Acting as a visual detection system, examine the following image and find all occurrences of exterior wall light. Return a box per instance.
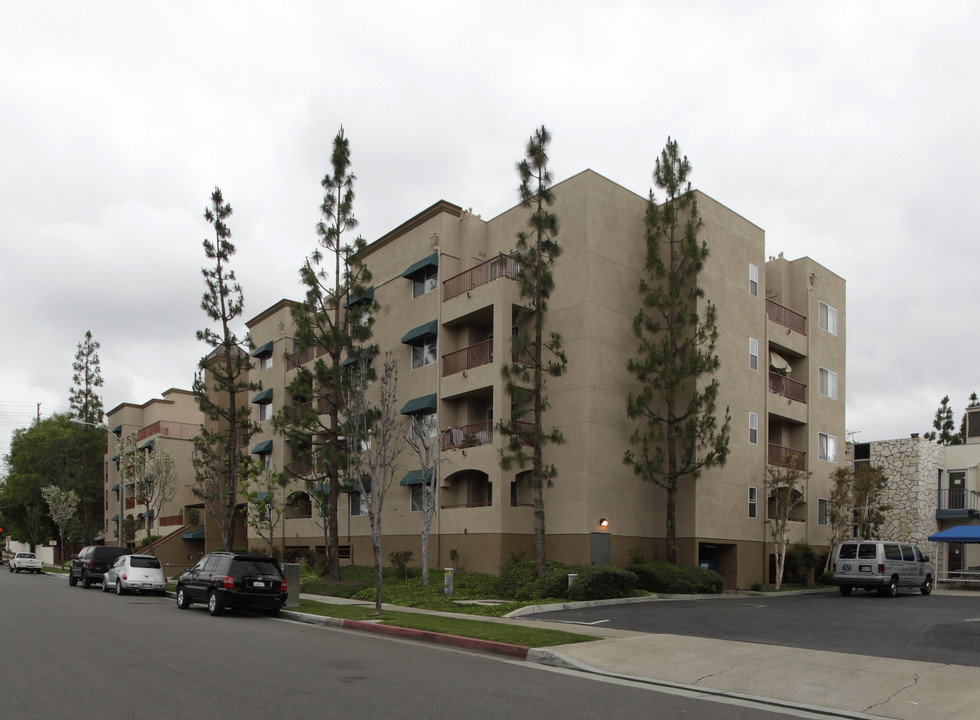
[599,518,609,528]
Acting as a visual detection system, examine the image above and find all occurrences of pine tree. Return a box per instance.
[624,137,731,565]
[498,125,567,577]
[192,187,259,551]
[69,330,104,425]
[67,329,106,542]
[273,127,375,581]
[925,395,955,445]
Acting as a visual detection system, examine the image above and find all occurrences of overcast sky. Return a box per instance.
[2,1,978,466]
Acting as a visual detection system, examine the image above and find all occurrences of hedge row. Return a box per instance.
[627,560,723,594]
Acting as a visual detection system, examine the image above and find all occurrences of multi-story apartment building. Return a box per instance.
[243,169,846,588]
[103,388,203,577]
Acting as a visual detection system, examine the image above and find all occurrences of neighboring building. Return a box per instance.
[242,169,847,588]
[103,388,203,578]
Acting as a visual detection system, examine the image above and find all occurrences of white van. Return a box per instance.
[833,541,933,597]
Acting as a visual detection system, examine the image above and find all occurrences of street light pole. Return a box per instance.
[70,417,123,547]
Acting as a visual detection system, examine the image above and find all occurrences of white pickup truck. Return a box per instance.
[9,552,43,573]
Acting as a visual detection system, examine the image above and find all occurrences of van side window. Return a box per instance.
[857,544,877,559]
[884,544,902,561]
[915,548,925,562]
[838,544,857,559]
[901,545,915,561]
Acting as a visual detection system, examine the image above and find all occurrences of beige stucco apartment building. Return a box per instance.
[240,169,846,589]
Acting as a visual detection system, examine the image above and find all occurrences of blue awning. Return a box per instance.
[137,437,155,449]
[402,252,438,279]
[401,393,437,415]
[401,320,438,345]
[251,491,270,503]
[343,286,374,308]
[181,529,205,540]
[400,469,435,486]
[251,388,273,404]
[251,439,273,454]
[251,341,274,358]
[928,525,980,543]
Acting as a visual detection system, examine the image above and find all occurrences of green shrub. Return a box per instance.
[388,550,414,580]
[499,559,538,600]
[628,560,723,594]
[627,548,648,565]
[785,543,820,586]
[567,566,637,601]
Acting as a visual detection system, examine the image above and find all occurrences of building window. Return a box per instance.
[818,301,838,336]
[259,402,272,421]
[818,498,829,526]
[818,432,837,462]
[411,484,423,512]
[411,338,437,369]
[749,412,758,445]
[349,492,369,516]
[749,338,759,371]
[749,263,759,297]
[748,486,758,518]
[413,266,438,298]
[818,367,838,399]
[260,354,273,371]
[257,452,271,470]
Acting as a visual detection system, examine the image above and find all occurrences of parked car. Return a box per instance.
[833,540,933,597]
[175,552,286,616]
[102,554,167,596]
[69,546,132,588]
[9,552,43,574]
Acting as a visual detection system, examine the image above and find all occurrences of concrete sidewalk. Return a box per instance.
[292,590,980,720]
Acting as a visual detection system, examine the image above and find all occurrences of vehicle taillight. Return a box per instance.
[832,562,836,572]
[280,579,287,592]
[87,561,94,570]
[121,573,128,580]
[221,575,235,589]
[878,564,884,573]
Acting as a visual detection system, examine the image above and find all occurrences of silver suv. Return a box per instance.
[833,540,932,597]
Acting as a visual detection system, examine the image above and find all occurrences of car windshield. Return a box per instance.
[233,559,281,577]
[131,557,161,569]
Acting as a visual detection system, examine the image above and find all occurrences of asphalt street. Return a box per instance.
[530,589,980,667]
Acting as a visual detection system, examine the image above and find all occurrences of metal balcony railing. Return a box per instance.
[937,488,980,513]
[443,255,519,301]
[768,371,807,403]
[768,443,806,468]
[441,420,493,451]
[442,338,493,376]
[766,298,807,335]
[136,420,199,442]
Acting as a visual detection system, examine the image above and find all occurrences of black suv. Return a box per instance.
[175,552,286,616]
[69,546,132,588]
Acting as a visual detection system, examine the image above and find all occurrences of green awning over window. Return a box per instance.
[400,469,435,486]
[251,388,273,404]
[110,514,119,522]
[343,286,374,308]
[111,484,120,492]
[401,319,438,345]
[342,476,371,493]
[251,439,273,454]
[313,482,330,497]
[251,341,274,358]
[401,252,438,279]
[400,393,437,415]
[110,425,122,435]
[137,437,155,450]
[342,350,373,367]
[182,529,205,540]
[251,491,270,503]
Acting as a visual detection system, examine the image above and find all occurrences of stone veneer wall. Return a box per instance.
[870,437,942,550]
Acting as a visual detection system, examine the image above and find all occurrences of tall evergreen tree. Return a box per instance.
[498,125,567,577]
[192,187,259,551]
[67,329,106,542]
[925,395,955,445]
[273,127,375,582]
[624,137,731,565]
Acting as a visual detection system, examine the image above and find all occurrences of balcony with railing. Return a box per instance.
[766,299,806,335]
[768,372,806,404]
[443,338,493,377]
[288,346,315,369]
[441,420,493,451]
[443,255,519,301]
[937,488,980,519]
[136,420,199,442]
[768,443,806,468]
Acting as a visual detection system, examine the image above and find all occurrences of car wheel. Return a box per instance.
[882,576,898,597]
[267,605,281,618]
[116,579,125,596]
[839,585,852,596]
[8,566,12,573]
[68,574,78,587]
[207,590,223,616]
[82,573,92,589]
[176,587,190,610]
[102,579,110,593]
[921,576,933,595]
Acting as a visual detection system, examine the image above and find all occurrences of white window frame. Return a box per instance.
[748,486,758,518]
[749,338,759,371]
[749,263,759,297]
[818,498,829,526]
[818,301,838,336]
[412,266,438,299]
[259,401,272,422]
[818,432,838,462]
[411,338,437,369]
[259,354,273,371]
[349,492,369,516]
[818,367,838,400]
[748,412,758,445]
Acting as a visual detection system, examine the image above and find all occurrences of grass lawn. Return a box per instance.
[295,598,596,648]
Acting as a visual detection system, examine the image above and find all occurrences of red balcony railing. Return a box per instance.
[288,346,315,369]
[768,372,807,403]
[159,514,184,527]
[442,339,493,376]
[136,420,199,442]
[441,420,493,451]
[766,299,806,335]
[443,255,519,301]
[768,443,806,468]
